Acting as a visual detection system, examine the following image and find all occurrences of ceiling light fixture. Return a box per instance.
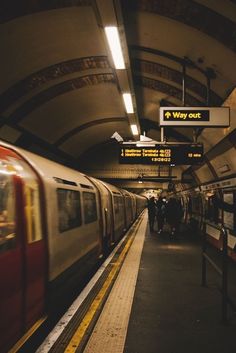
[136,143,155,147]
[123,93,134,114]
[131,124,139,135]
[104,26,125,69]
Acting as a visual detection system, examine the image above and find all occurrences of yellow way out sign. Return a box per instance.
[159,107,230,127]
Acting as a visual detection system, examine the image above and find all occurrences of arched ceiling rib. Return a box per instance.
[0,56,111,113]
[7,74,116,124]
[132,56,222,105]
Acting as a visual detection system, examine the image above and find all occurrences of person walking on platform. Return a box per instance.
[156,196,166,234]
[165,198,183,238]
[147,196,156,232]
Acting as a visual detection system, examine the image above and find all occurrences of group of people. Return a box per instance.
[147,196,183,237]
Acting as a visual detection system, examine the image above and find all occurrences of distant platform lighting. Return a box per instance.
[131,124,139,136]
[123,93,134,114]
[104,26,125,69]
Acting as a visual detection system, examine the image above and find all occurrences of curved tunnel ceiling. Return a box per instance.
[0,0,235,177]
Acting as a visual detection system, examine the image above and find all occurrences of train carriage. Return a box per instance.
[0,141,146,353]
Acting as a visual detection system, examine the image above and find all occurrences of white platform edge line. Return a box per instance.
[36,218,142,352]
[83,213,148,353]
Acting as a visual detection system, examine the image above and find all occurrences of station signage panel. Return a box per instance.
[159,107,230,127]
[119,144,203,165]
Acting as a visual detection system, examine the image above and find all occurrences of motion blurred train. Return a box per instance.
[0,141,146,352]
[174,177,236,261]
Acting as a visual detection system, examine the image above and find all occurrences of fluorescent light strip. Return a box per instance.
[123,93,134,114]
[131,124,139,136]
[136,143,155,147]
[105,26,125,69]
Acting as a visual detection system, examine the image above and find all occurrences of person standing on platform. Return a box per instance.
[165,197,183,237]
[156,196,166,234]
[147,196,156,232]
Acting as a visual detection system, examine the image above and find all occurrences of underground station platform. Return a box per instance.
[33,211,236,353]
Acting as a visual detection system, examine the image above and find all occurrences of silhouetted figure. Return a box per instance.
[156,197,166,234]
[147,197,156,232]
[165,198,183,237]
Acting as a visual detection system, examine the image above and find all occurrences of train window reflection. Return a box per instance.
[83,192,97,224]
[57,189,81,232]
[0,171,16,253]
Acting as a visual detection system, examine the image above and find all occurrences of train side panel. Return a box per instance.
[136,194,147,216]
[0,140,147,352]
[120,189,133,229]
[88,177,114,249]
[20,154,102,284]
[101,181,126,242]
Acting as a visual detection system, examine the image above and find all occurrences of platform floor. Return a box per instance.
[125,218,236,353]
[85,212,236,353]
[37,211,236,353]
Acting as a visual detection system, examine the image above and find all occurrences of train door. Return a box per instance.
[19,159,47,330]
[0,148,46,352]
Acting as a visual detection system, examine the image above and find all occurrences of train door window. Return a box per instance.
[24,179,42,243]
[126,196,132,209]
[57,189,81,232]
[5,157,43,244]
[82,192,97,224]
[0,168,16,253]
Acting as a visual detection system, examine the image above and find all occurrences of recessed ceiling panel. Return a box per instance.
[126,12,236,98]
[0,7,105,92]
[19,84,125,143]
[60,121,131,158]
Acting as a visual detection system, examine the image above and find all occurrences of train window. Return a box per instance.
[53,177,77,186]
[57,189,81,232]
[126,196,132,209]
[83,192,97,224]
[0,170,16,253]
[113,195,123,214]
[80,184,93,190]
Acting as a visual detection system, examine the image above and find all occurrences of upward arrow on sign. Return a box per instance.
[165,111,171,119]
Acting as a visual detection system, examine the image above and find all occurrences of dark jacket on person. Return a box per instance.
[165,198,183,226]
[148,197,156,216]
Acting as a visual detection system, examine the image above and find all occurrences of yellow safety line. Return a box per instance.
[65,230,137,353]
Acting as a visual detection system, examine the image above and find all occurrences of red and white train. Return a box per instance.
[0,141,146,353]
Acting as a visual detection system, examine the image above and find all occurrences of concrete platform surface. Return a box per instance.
[124,223,236,353]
